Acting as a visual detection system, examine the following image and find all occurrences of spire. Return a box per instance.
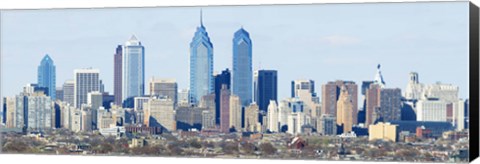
[200,9,203,27]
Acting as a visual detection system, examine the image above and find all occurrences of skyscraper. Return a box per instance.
[144,98,176,131]
[229,95,242,130]
[378,88,402,122]
[62,80,75,106]
[219,85,231,133]
[74,68,100,108]
[232,27,253,107]
[267,100,279,132]
[214,69,230,124]
[37,54,56,100]
[244,103,260,132]
[114,45,123,105]
[122,35,145,102]
[149,78,178,105]
[291,79,321,128]
[189,10,214,105]
[321,80,358,124]
[254,70,278,116]
[336,86,354,134]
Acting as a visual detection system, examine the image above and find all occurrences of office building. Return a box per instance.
[37,54,56,100]
[122,35,145,102]
[404,72,424,100]
[232,27,253,107]
[56,88,63,101]
[219,85,231,133]
[244,103,260,132]
[114,45,123,105]
[178,89,190,106]
[267,100,279,132]
[62,80,75,106]
[254,70,278,117]
[416,98,447,122]
[229,95,242,130]
[144,98,175,131]
[318,114,337,136]
[189,11,214,104]
[176,106,206,130]
[214,69,230,124]
[321,80,358,124]
[336,86,354,134]
[74,68,100,108]
[149,78,177,105]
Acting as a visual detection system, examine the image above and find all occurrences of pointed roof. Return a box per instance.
[41,54,54,64]
[129,35,138,41]
[125,35,141,46]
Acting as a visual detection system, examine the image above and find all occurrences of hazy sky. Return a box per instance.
[0,2,470,101]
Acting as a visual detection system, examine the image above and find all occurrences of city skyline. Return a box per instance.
[1,2,470,100]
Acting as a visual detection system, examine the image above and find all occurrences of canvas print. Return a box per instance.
[0,1,476,163]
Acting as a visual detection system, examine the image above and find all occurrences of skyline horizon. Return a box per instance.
[1,2,470,100]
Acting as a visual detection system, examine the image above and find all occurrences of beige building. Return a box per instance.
[336,86,354,133]
[5,97,16,128]
[148,78,177,105]
[368,122,398,142]
[267,100,279,132]
[229,95,242,130]
[244,103,261,132]
[144,98,176,131]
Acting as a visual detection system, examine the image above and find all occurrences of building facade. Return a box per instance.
[254,70,278,117]
[74,69,100,108]
[37,54,56,100]
[114,45,123,105]
[122,35,145,102]
[214,69,230,124]
[62,80,75,107]
[321,80,358,124]
[149,78,177,105]
[189,12,214,105]
[232,27,253,107]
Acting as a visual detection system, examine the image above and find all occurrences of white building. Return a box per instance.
[267,100,279,132]
[62,80,75,106]
[287,112,307,135]
[229,95,242,130]
[27,94,54,131]
[74,68,100,108]
[416,99,447,122]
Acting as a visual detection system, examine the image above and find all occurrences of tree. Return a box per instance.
[259,142,277,155]
[241,142,256,155]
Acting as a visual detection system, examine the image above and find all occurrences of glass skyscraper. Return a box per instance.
[37,54,56,100]
[254,70,278,115]
[189,11,214,105]
[122,35,145,102]
[232,27,253,107]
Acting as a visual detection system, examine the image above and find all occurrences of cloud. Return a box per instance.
[320,35,360,46]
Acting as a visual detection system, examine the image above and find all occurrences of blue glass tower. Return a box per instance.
[122,35,145,102]
[232,27,253,107]
[189,10,214,105]
[37,54,56,100]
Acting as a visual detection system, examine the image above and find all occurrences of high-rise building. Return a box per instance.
[122,35,145,102]
[378,88,402,122]
[56,88,64,102]
[291,79,321,127]
[144,98,175,131]
[202,110,215,129]
[219,85,231,133]
[114,45,123,105]
[422,82,459,103]
[244,103,260,132]
[287,112,307,135]
[189,11,214,105]
[87,91,103,110]
[365,84,381,127]
[133,97,150,111]
[229,95,242,130]
[318,114,337,136]
[81,105,93,131]
[416,98,447,122]
[366,86,402,126]
[267,100,279,132]
[149,78,177,105]
[321,80,358,124]
[74,69,100,108]
[336,86,354,134]
[62,80,75,106]
[2,97,6,124]
[37,54,56,100]
[178,89,190,106]
[232,27,253,107]
[254,70,278,116]
[5,97,16,128]
[373,64,386,88]
[176,106,206,130]
[214,69,230,124]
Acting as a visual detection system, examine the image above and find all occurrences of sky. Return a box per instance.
[0,2,470,101]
